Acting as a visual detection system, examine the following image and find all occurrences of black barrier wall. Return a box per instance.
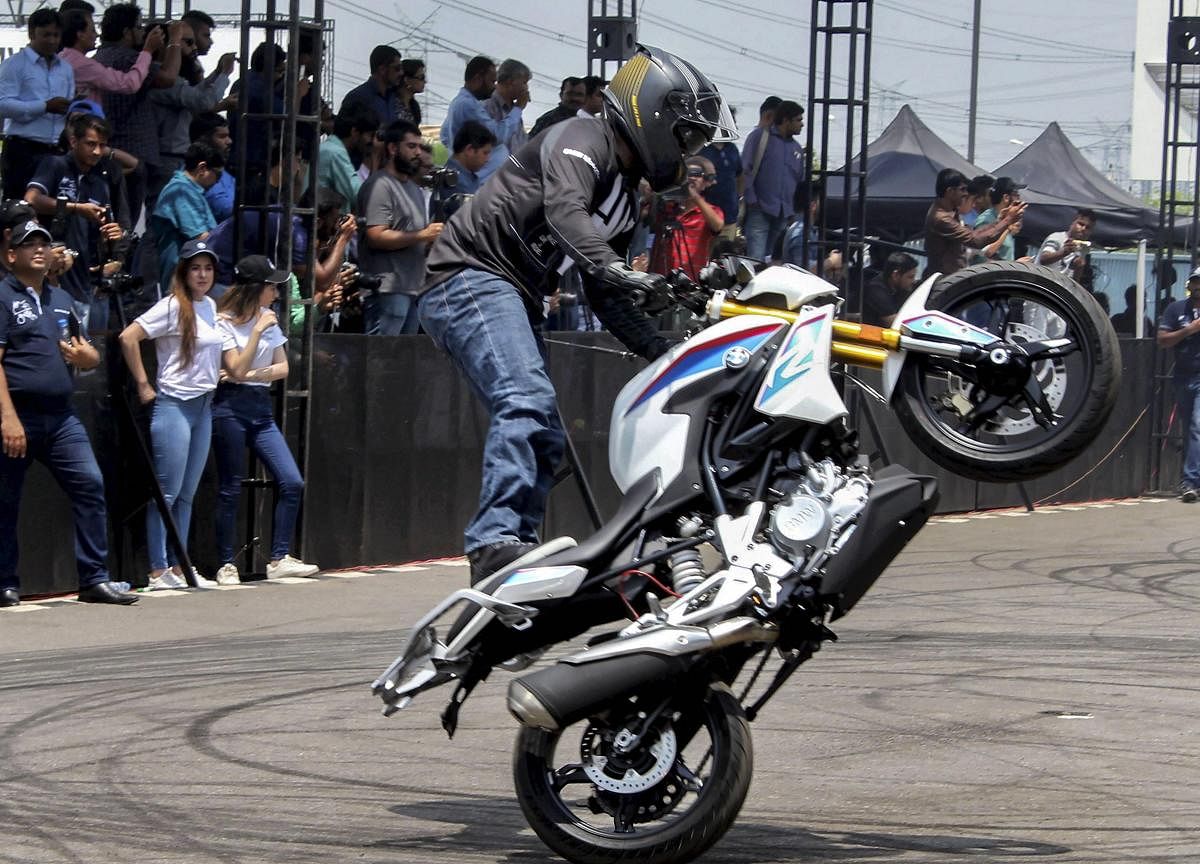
[15,335,1166,595]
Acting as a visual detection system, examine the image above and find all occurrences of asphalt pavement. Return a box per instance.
[2,497,1197,863]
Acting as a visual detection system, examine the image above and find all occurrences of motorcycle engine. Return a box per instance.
[767,459,871,566]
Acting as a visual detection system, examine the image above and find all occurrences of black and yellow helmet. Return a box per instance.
[604,44,737,192]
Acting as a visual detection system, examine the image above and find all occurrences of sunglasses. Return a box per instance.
[688,171,717,181]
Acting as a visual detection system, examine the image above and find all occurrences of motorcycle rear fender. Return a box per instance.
[819,465,939,620]
[882,274,1002,403]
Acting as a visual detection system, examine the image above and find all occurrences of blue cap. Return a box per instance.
[66,98,105,119]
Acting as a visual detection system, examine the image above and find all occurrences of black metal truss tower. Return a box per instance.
[1151,7,1200,491]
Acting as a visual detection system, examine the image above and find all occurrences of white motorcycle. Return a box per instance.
[374,258,1119,864]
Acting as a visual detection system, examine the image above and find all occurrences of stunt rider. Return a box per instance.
[418,45,737,583]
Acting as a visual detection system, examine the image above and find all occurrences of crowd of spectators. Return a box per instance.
[0,7,657,602]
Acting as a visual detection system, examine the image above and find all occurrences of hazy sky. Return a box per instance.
[208,0,1138,178]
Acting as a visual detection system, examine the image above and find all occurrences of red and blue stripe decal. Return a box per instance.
[625,322,785,415]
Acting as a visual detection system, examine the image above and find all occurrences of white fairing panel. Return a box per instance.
[731,264,839,311]
[609,316,788,492]
[754,305,847,423]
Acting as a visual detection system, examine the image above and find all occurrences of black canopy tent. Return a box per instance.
[993,122,1178,249]
[825,107,1176,250]
[824,104,989,243]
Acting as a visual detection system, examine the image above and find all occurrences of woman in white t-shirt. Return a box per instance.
[210,255,318,583]
[119,239,223,590]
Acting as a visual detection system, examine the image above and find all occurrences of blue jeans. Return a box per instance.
[743,206,790,262]
[419,269,566,553]
[1175,376,1200,488]
[146,391,213,571]
[364,292,421,335]
[211,383,304,563]
[0,408,110,591]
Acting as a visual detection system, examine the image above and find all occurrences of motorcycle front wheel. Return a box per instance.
[894,262,1121,483]
[512,684,752,864]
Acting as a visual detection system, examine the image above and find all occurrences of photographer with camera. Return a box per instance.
[24,112,127,328]
[1037,208,1096,284]
[311,189,364,331]
[651,154,724,281]
[356,119,442,335]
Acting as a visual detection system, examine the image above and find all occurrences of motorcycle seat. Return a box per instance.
[532,470,662,573]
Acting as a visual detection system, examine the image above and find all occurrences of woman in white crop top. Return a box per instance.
[209,255,318,583]
[119,239,222,590]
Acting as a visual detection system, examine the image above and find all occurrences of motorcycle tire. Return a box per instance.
[893,262,1121,483]
[512,684,752,864]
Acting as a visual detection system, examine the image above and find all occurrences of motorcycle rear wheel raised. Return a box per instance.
[512,684,752,864]
[894,262,1121,483]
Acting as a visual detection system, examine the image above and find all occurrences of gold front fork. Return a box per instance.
[709,300,900,369]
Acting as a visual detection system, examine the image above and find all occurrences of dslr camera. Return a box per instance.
[338,262,382,293]
[96,271,145,296]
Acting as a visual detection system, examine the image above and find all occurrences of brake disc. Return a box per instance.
[580,723,678,794]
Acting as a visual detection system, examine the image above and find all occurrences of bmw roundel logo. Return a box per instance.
[723,346,751,369]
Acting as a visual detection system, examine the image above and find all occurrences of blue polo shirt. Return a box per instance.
[28,153,112,304]
[0,275,75,409]
[1160,296,1200,378]
[699,142,742,227]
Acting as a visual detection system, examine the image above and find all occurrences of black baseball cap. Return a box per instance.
[179,237,218,262]
[9,218,52,246]
[0,199,36,233]
[235,254,289,284]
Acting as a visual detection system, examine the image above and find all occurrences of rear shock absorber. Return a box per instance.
[668,548,706,595]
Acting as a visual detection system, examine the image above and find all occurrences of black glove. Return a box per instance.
[600,262,670,314]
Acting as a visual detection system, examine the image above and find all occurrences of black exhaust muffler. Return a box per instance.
[507,618,776,730]
[508,651,694,731]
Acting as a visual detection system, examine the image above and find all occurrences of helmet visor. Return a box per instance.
[667,88,738,144]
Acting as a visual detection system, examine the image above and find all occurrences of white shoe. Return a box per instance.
[145,570,186,591]
[216,563,241,585]
[266,555,320,579]
[190,571,219,589]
